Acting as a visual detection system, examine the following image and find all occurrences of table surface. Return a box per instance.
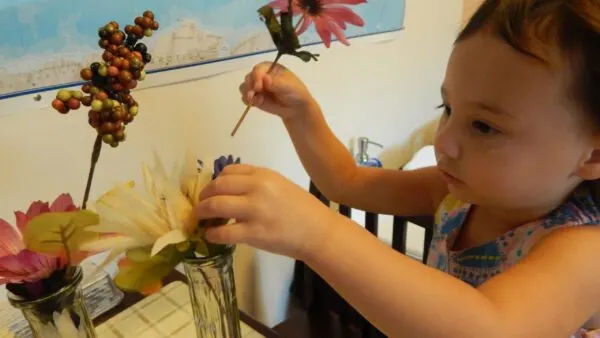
[94,270,280,338]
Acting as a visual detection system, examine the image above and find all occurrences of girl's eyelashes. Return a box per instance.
[436,103,501,135]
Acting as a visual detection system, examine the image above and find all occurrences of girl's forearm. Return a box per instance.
[303,213,503,338]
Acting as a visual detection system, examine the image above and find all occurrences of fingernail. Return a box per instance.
[247,91,255,101]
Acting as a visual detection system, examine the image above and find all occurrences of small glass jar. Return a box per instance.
[7,266,97,338]
[183,245,242,338]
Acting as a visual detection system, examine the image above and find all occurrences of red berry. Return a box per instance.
[141,17,152,29]
[107,66,119,77]
[120,59,131,70]
[66,98,81,110]
[128,80,138,89]
[81,84,91,93]
[110,32,125,45]
[125,25,134,35]
[80,68,93,81]
[81,96,93,106]
[99,39,110,49]
[152,21,159,30]
[132,25,144,37]
[134,17,143,26]
[102,51,114,62]
[108,44,119,54]
[143,10,155,20]
[52,99,65,111]
[112,83,124,91]
[94,91,108,101]
[118,70,133,84]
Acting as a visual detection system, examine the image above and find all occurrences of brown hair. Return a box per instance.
[455,0,600,127]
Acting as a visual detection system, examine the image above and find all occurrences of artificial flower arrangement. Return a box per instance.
[1,10,160,338]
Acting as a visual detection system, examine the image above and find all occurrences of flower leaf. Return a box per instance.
[22,210,99,263]
[258,4,319,63]
[114,244,187,295]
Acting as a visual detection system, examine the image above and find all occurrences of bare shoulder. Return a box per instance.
[477,227,600,336]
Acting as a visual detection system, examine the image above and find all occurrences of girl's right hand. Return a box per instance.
[239,62,317,120]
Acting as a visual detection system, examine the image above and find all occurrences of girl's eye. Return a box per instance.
[472,120,496,134]
[437,103,451,116]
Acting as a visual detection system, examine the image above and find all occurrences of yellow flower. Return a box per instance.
[81,151,212,266]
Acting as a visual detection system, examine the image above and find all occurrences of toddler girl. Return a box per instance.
[195,1,600,336]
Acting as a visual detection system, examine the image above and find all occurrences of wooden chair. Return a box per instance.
[273,181,434,338]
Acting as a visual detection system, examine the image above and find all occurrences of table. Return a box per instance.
[94,271,280,338]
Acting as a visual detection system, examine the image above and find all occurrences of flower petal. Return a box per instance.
[296,15,313,35]
[314,17,333,47]
[326,17,350,45]
[327,0,367,5]
[0,219,24,256]
[14,211,29,234]
[25,201,50,219]
[151,229,188,257]
[0,250,56,284]
[323,6,364,27]
[50,193,78,212]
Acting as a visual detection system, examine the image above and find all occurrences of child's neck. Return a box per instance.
[454,197,569,251]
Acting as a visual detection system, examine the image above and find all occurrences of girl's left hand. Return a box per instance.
[194,164,337,260]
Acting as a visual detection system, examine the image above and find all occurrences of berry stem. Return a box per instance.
[82,134,103,209]
[231,52,282,137]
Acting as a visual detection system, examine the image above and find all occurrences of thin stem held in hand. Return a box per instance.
[230,52,282,137]
[81,134,103,209]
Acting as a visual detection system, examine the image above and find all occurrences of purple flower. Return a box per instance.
[213,155,241,179]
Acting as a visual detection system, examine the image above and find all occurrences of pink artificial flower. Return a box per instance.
[0,194,79,285]
[268,0,366,48]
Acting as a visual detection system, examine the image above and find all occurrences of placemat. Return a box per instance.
[96,281,265,337]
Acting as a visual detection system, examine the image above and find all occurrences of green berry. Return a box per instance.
[56,89,72,102]
[90,86,100,95]
[98,65,108,77]
[139,70,146,81]
[143,28,153,37]
[129,105,138,116]
[102,134,114,144]
[71,90,83,100]
[110,141,119,148]
[91,100,103,112]
[103,99,114,109]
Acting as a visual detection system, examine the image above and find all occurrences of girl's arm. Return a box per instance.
[307,216,600,338]
[284,104,448,216]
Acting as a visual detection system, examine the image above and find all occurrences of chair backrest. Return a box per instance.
[289,181,434,338]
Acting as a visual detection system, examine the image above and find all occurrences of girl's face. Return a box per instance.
[435,32,598,211]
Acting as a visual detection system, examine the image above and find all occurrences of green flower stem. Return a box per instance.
[81,134,103,210]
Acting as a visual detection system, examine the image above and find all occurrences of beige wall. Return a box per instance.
[0,0,464,327]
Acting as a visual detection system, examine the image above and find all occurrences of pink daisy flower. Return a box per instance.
[268,0,366,48]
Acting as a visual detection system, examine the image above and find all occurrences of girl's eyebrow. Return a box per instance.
[441,85,512,118]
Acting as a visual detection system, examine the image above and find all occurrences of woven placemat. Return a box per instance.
[96,281,265,337]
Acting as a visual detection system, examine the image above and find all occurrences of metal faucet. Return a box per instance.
[355,137,383,165]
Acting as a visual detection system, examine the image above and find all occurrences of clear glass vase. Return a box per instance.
[7,266,97,338]
[183,245,242,338]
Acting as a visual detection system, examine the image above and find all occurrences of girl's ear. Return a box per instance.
[577,141,600,180]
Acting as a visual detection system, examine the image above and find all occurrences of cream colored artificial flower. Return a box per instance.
[81,151,212,265]
[38,309,88,338]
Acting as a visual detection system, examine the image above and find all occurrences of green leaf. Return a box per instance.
[258,5,283,49]
[257,3,319,64]
[114,244,187,295]
[23,210,100,261]
[293,50,320,62]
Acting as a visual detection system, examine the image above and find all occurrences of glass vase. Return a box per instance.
[183,245,242,338]
[7,266,97,338]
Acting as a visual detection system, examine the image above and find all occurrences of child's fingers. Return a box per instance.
[194,195,253,222]
[204,221,252,245]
